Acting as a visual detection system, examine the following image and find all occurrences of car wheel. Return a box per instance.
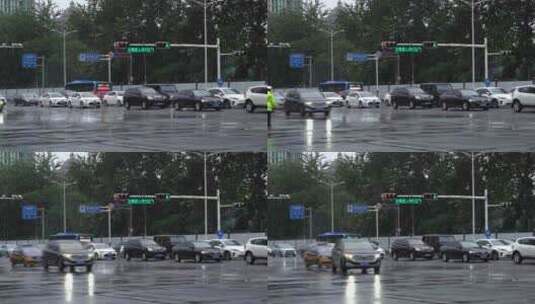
[43,260,49,271]
[245,101,255,113]
[59,260,65,272]
[300,106,306,118]
[224,251,231,261]
[70,266,75,273]
[462,253,470,263]
[442,102,448,111]
[374,267,380,275]
[514,252,523,264]
[86,265,92,273]
[492,251,499,261]
[442,253,449,263]
[410,251,416,261]
[142,252,148,261]
[324,111,330,118]
[174,253,181,263]
[246,252,255,265]
[409,100,416,109]
[340,259,348,275]
[195,102,202,112]
[224,100,231,109]
[195,253,202,263]
[513,100,522,113]
[462,101,470,111]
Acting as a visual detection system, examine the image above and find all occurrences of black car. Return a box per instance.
[123,239,167,261]
[390,238,435,261]
[13,93,39,106]
[440,241,491,263]
[42,240,94,273]
[284,89,330,118]
[422,234,457,255]
[123,87,169,110]
[154,235,187,257]
[420,83,454,107]
[146,84,181,107]
[440,89,491,111]
[171,241,222,263]
[390,87,434,109]
[174,89,223,111]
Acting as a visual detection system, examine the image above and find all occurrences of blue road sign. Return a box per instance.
[22,53,37,69]
[22,205,38,220]
[347,203,369,215]
[217,78,224,87]
[79,204,102,214]
[79,52,102,63]
[346,52,369,63]
[484,79,492,87]
[217,229,224,239]
[485,229,492,239]
[289,53,305,69]
[289,204,305,220]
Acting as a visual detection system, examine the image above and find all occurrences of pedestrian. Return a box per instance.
[267,87,277,129]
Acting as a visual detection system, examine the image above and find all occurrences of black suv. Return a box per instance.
[422,234,457,255]
[154,235,187,258]
[390,238,435,261]
[42,240,94,273]
[123,239,167,261]
[146,84,181,107]
[174,89,223,111]
[390,87,434,109]
[420,83,454,107]
[123,87,169,110]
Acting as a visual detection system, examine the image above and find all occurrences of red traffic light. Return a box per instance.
[381,41,397,49]
[114,41,129,50]
[381,193,397,201]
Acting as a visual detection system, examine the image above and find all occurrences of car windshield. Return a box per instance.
[358,92,375,97]
[193,90,211,97]
[461,241,480,249]
[48,93,63,98]
[160,85,178,93]
[322,92,338,98]
[299,91,324,99]
[491,240,511,246]
[488,88,507,94]
[23,94,35,98]
[436,84,453,93]
[439,236,456,242]
[460,90,479,97]
[80,92,96,97]
[408,88,425,94]
[344,241,374,251]
[221,88,240,94]
[93,243,109,249]
[116,91,125,96]
[408,240,425,246]
[58,242,84,251]
[193,242,212,249]
[22,247,41,256]
[278,243,293,248]
[140,239,158,246]
[140,88,158,95]
[223,240,241,246]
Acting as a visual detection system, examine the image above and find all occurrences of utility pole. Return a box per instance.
[52,29,77,87]
[204,152,208,239]
[39,207,45,241]
[319,180,345,233]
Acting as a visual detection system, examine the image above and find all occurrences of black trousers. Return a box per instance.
[267,111,272,128]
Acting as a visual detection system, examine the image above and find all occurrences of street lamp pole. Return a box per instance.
[471,0,476,88]
[320,29,343,81]
[320,180,345,233]
[204,152,208,238]
[52,29,77,87]
[52,180,76,233]
[204,0,208,88]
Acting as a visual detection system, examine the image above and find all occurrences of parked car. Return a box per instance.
[0,244,17,257]
[40,92,69,107]
[476,238,513,260]
[171,241,222,263]
[440,241,491,263]
[390,238,435,261]
[173,89,223,111]
[511,85,535,113]
[420,83,454,106]
[322,92,345,107]
[303,242,334,269]
[145,84,182,108]
[42,240,94,273]
[154,235,187,258]
[345,91,381,108]
[10,245,42,267]
[269,243,297,257]
[14,93,39,106]
[440,89,491,111]
[244,86,270,113]
[284,89,330,118]
[422,235,457,255]
[102,91,125,106]
[512,237,535,264]
[208,87,245,108]
[244,237,268,265]
[208,239,245,260]
[69,92,102,109]
[370,240,386,259]
[123,87,169,110]
[390,87,434,109]
[331,239,382,275]
[476,87,512,107]
[123,239,167,261]
[85,243,117,260]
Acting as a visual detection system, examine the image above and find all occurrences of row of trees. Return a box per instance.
[268,0,535,87]
[269,152,535,239]
[0,0,266,88]
[0,152,267,240]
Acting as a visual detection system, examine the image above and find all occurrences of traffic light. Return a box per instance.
[155,41,171,49]
[155,193,171,201]
[422,41,437,48]
[423,193,438,200]
[113,193,129,203]
[381,41,397,49]
[114,41,129,50]
[381,193,397,201]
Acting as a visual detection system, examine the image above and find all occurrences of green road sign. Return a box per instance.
[127,46,155,54]
[395,197,423,205]
[395,46,422,54]
[128,196,155,206]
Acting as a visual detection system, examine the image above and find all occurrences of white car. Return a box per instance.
[86,243,117,260]
[0,244,17,257]
[244,85,270,113]
[103,91,125,106]
[512,237,535,264]
[476,238,513,260]
[208,239,245,260]
[476,87,512,107]
[70,92,102,109]
[208,87,245,109]
[40,92,69,107]
[511,85,535,113]
[244,237,268,265]
[0,96,6,112]
[346,91,381,108]
[322,92,344,107]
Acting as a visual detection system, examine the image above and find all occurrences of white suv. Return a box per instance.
[244,86,270,113]
[244,237,268,265]
[511,85,535,113]
[512,237,535,264]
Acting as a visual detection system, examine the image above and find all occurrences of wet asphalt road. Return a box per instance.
[267,106,535,152]
[0,106,267,152]
[0,257,267,304]
[268,256,535,304]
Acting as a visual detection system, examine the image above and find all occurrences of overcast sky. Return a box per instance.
[55,0,348,9]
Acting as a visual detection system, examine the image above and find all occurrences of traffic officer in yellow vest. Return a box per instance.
[267,87,277,129]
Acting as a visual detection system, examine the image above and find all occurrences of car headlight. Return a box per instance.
[201,251,207,254]
[415,95,422,100]
[147,96,154,100]
[415,248,421,251]
[468,251,475,254]
[87,253,93,259]
[344,253,354,260]
[374,254,381,260]
[305,102,313,106]
[63,254,72,259]
[147,248,153,252]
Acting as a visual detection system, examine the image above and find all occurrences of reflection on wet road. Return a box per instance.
[0,258,267,304]
[268,107,535,152]
[269,256,535,304]
[0,107,266,152]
